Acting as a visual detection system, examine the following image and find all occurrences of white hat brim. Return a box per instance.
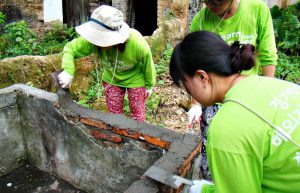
[75,21,130,47]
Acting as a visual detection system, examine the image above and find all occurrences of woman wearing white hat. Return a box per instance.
[58,5,156,122]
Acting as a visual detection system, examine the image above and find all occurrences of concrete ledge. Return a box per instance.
[0,84,202,193]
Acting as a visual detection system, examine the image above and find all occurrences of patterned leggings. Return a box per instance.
[103,82,146,122]
[199,104,220,181]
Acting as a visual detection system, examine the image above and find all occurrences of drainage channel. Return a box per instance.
[0,164,85,193]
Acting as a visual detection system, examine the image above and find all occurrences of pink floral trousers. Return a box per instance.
[103,82,146,122]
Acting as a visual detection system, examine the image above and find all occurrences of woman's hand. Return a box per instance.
[145,89,153,99]
[187,104,202,128]
[58,70,74,88]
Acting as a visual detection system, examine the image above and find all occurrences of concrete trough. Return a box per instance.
[0,84,201,193]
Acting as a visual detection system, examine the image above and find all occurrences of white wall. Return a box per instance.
[264,0,298,8]
[43,0,63,22]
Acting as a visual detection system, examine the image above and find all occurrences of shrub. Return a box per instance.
[0,20,40,59]
[40,23,77,55]
[0,20,77,59]
[271,2,300,55]
[0,11,6,25]
[271,2,300,84]
[275,52,300,83]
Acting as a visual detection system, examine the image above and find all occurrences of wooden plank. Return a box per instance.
[63,0,89,27]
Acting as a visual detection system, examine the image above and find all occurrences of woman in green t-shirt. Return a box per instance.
[170,31,300,193]
[57,5,156,122]
[188,0,278,179]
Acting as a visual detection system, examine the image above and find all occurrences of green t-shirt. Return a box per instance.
[61,29,156,89]
[202,76,300,193]
[190,0,277,75]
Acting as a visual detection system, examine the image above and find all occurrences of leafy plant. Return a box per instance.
[271,2,300,55]
[155,43,173,82]
[275,52,300,83]
[77,69,103,107]
[0,20,77,59]
[40,23,77,55]
[271,3,300,84]
[0,11,6,25]
[145,92,160,121]
[0,20,41,59]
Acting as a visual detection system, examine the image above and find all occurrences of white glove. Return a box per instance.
[189,180,213,193]
[58,70,74,88]
[145,89,153,99]
[187,104,202,128]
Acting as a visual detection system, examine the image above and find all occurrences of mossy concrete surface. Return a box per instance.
[0,55,61,90]
[0,54,97,101]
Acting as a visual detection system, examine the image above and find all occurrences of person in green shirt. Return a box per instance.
[188,0,278,179]
[58,5,156,122]
[169,31,300,193]
[190,0,277,76]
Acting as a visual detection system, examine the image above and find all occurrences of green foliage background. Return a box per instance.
[271,2,300,83]
[0,18,77,59]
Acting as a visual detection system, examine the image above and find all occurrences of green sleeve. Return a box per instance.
[201,146,262,193]
[61,36,96,76]
[256,4,278,67]
[190,11,202,32]
[142,49,156,90]
[201,184,215,193]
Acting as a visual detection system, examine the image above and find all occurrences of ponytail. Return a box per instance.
[230,41,256,73]
[169,31,257,87]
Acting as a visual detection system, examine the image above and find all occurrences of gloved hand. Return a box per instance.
[145,89,153,99]
[58,70,74,88]
[189,180,213,193]
[187,104,202,128]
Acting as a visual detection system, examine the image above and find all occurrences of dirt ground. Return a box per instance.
[151,76,200,134]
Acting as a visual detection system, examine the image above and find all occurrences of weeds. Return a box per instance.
[271,2,300,83]
[0,18,77,59]
[0,11,6,25]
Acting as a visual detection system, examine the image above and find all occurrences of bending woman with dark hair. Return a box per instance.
[188,0,277,180]
[170,31,300,193]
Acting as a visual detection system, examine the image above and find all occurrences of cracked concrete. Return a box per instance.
[0,82,201,193]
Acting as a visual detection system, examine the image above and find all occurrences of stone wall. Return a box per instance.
[0,84,201,193]
[113,0,129,21]
[0,91,25,176]
[0,55,62,90]
[0,0,42,22]
[157,0,172,25]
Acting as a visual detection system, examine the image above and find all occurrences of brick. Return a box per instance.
[142,135,170,149]
[112,127,140,139]
[80,118,108,130]
[178,143,202,173]
[112,127,171,149]
[179,161,191,177]
[91,129,122,143]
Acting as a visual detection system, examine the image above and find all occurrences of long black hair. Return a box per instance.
[169,31,256,87]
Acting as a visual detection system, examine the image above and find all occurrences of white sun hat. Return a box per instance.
[75,5,130,47]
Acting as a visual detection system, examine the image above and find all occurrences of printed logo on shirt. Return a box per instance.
[220,32,255,45]
[102,59,135,72]
[294,152,300,166]
[268,86,300,147]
